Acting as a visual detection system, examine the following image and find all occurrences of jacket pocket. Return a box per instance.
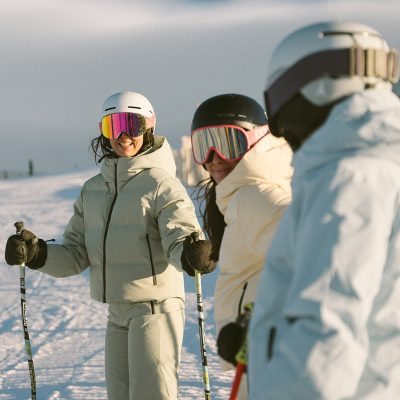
[268,326,277,360]
[145,234,157,285]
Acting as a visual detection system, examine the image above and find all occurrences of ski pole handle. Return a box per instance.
[190,231,200,242]
[15,221,26,268]
[15,221,25,234]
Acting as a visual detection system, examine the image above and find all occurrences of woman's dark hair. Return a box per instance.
[90,129,155,164]
[195,177,226,262]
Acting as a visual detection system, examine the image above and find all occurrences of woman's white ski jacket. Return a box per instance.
[214,135,292,348]
[39,136,201,303]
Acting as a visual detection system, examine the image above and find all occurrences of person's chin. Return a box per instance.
[214,171,228,184]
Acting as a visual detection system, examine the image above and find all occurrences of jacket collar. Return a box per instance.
[216,135,293,215]
[293,88,400,180]
[100,135,176,183]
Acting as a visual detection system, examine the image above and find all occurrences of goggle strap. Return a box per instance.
[245,125,270,147]
[265,47,400,117]
[145,114,156,129]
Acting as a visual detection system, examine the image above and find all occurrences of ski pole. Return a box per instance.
[195,269,212,400]
[229,303,253,400]
[15,221,37,400]
[229,338,248,400]
[230,362,246,400]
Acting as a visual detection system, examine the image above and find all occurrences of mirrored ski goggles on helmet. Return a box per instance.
[191,124,269,165]
[99,112,156,139]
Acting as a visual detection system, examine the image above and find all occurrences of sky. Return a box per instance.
[1,0,399,175]
[0,169,235,399]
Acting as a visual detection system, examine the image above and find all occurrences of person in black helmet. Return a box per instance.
[191,93,292,398]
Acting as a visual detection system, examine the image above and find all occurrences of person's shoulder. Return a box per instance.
[85,171,103,183]
[81,172,105,191]
[143,168,188,195]
[231,185,290,226]
[146,166,174,181]
[238,181,290,206]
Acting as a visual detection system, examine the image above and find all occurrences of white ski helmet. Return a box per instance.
[101,91,156,126]
[264,21,399,149]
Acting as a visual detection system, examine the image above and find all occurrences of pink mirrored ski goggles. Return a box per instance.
[99,112,156,139]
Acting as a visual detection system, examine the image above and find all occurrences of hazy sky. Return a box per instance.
[1,0,399,174]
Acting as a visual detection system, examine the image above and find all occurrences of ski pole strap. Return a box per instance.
[234,303,254,366]
[235,336,248,366]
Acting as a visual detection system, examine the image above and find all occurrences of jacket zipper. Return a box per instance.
[146,234,157,285]
[237,282,248,318]
[268,327,277,360]
[102,165,119,303]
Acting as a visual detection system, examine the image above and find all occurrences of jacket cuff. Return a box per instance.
[26,239,48,270]
[180,250,195,277]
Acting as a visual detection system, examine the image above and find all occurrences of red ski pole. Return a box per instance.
[229,303,253,400]
[229,362,246,400]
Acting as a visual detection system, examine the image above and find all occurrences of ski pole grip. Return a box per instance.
[14,221,25,234]
[190,231,200,242]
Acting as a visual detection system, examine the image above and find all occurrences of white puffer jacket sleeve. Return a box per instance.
[40,189,90,277]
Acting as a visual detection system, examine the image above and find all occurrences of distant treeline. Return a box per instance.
[1,160,34,179]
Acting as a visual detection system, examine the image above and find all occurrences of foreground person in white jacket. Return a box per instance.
[191,93,293,398]
[249,21,400,399]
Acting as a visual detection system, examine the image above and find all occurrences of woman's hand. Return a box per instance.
[5,229,47,269]
[180,232,216,276]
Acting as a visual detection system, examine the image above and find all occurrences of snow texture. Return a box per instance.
[0,169,235,399]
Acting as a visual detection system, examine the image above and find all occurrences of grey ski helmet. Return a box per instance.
[264,21,399,151]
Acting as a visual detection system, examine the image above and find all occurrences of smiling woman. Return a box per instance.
[91,92,156,163]
[3,91,217,400]
[97,93,155,158]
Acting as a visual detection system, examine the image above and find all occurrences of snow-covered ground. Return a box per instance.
[0,169,234,399]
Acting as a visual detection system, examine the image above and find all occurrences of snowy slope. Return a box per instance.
[0,169,234,399]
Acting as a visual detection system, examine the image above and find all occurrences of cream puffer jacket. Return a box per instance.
[214,135,293,343]
[39,136,201,303]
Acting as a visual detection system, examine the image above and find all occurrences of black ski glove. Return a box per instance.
[217,303,253,366]
[181,232,216,277]
[217,322,246,366]
[5,229,47,269]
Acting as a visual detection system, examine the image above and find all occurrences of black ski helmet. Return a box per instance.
[191,93,268,132]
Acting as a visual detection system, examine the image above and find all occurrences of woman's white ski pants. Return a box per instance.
[105,297,185,400]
